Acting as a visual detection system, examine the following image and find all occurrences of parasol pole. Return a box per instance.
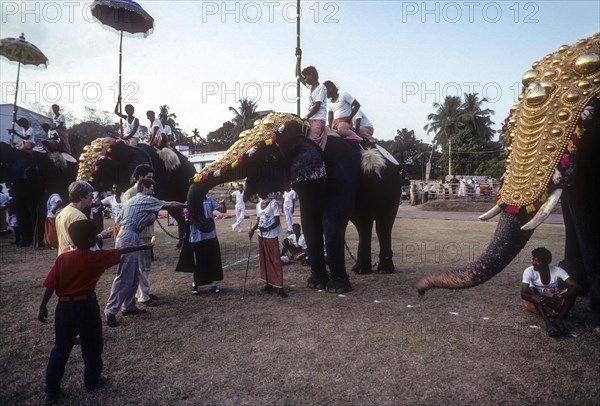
[118,30,124,138]
[295,0,301,116]
[10,61,21,147]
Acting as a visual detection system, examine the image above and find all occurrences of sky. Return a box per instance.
[1,0,599,143]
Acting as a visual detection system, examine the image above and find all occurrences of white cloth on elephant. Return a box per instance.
[327,91,355,119]
[522,265,571,294]
[307,83,327,120]
[256,199,282,239]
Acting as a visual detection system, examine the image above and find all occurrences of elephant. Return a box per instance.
[76,137,196,244]
[415,34,600,336]
[187,113,402,293]
[0,142,77,247]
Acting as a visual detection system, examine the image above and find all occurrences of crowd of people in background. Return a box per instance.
[407,176,499,205]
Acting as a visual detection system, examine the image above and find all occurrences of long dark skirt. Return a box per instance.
[192,238,223,286]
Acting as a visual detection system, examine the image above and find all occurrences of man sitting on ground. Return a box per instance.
[521,247,578,337]
[280,223,308,264]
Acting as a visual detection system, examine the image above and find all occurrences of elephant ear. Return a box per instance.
[289,140,326,186]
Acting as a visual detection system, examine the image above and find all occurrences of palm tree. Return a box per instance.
[423,95,465,149]
[424,95,465,176]
[461,93,495,143]
[228,98,258,139]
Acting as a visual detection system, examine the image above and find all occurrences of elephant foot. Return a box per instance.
[351,262,373,275]
[377,256,395,274]
[326,278,352,294]
[307,274,328,290]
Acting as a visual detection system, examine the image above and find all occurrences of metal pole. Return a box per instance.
[448,138,452,176]
[296,0,301,116]
[118,30,124,138]
[10,61,21,147]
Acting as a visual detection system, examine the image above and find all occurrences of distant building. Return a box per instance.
[186,150,226,172]
[0,104,52,145]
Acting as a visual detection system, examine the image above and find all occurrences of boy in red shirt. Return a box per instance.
[38,220,152,404]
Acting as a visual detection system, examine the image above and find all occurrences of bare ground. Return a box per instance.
[0,213,598,405]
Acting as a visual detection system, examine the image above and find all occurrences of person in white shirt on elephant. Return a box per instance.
[323,80,362,143]
[352,110,374,138]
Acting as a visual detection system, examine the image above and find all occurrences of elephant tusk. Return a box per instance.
[478,205,502,221]
[521,188,563,231]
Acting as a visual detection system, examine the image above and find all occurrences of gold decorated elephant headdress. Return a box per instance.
[192,112,304,184]
[499,33,600,214]
[76,137,124,182]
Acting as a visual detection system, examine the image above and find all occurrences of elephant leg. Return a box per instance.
[560,197,588,293]
[375,206,397,274]
[298,192,328,289]
[562,192,600,335]
[323,216,352,294]
[351,217,373,275]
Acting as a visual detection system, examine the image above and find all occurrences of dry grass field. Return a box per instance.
[1,209,598,405]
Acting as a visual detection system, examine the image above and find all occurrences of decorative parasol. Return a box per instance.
[0,33,49,146]
[90,0,154,138]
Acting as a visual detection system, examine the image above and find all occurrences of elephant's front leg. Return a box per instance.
[298,191,328,289]
[324,217,352,293]
[351,216,374,274]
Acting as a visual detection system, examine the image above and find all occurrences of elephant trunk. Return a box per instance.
[416,212,535,294]
[187,168,246,232]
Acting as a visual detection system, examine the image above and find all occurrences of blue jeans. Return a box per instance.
[44,298,103,394]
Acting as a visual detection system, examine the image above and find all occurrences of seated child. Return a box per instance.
[280,223,308,264]
[38,219,152,404]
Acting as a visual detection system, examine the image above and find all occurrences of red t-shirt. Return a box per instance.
[43,249,121,296]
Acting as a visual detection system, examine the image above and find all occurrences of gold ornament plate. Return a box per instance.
[501,33,600,207]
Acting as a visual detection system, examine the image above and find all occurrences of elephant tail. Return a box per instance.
[48,152,67,169]
[360,148,386,177]
[159,148,181,171]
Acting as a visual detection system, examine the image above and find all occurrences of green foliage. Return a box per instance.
[206,121,236,151]
[380,128,441,180]
[228,98,259,140]
[69,120,119,159]
[424,93,501,176]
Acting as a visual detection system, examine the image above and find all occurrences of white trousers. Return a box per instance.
[232,206,245,232]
